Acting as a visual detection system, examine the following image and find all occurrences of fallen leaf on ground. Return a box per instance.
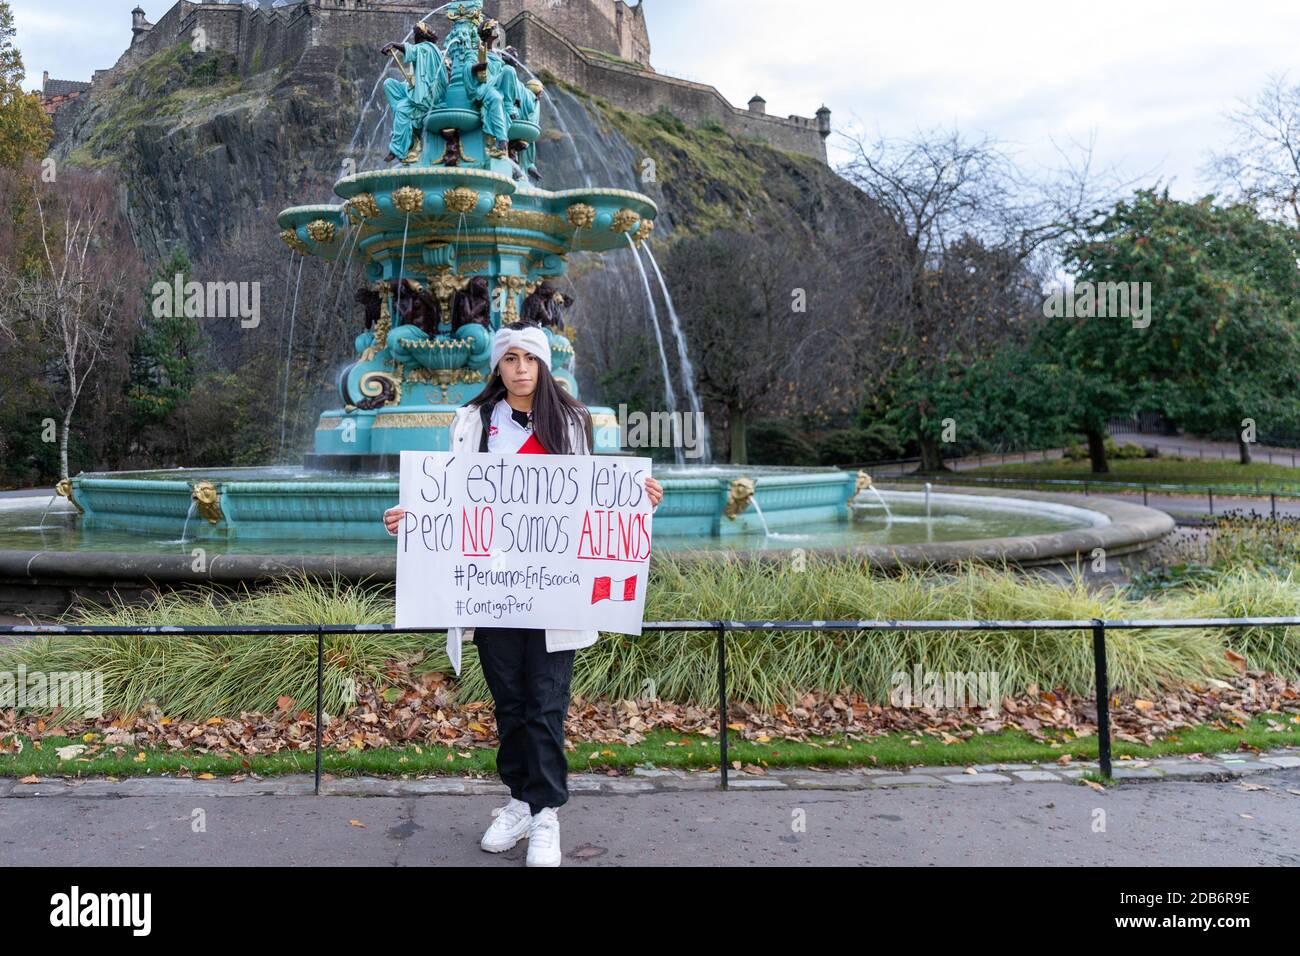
[2,663,1296,762]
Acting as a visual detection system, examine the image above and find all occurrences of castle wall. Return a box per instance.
[109,3,316,79]
[223,4,312,75]
[114,1,198,74]
[184,5,243,64]
[173,4,312,77]
[507,12,827,162]
[613,1,650,67]
[308,2,442,55]
[485,0,651,67]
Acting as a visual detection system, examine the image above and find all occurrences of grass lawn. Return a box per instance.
[4,718,1297,781]
[958,457,1300,495]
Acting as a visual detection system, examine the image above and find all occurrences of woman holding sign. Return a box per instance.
[385,322,663,866]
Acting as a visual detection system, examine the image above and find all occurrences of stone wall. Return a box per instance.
[39,91,83,115]
[485,0,651,67]
[614,0,651,67]
[506,12,828,162]
[112,0,199,75]
[308,2,440,57]
[117,2,315,78]
[41,91,89,142]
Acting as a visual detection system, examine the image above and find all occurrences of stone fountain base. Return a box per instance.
[0,488,1175,617]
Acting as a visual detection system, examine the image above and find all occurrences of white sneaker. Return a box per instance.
[526,807,562,867]
[480,798,532,853]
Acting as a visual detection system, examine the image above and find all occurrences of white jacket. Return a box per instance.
[443,402,601,675]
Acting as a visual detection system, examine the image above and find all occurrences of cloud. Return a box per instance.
[11,0,131,90]
[644,0,1300,196]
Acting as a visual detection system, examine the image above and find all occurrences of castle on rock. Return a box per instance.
[39,0,831,162]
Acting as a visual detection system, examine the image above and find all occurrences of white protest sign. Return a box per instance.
[395,450,654,633]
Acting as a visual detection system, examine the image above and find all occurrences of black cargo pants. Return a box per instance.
[473,626,577,815]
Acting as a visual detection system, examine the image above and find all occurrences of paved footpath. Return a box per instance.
[1065,489,1300,522]
[2,750,1298,866]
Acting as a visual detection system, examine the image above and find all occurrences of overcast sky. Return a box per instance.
[13,0,1300,196]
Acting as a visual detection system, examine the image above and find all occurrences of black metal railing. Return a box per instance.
[845,443,1300,479]
[3,616,1299,792]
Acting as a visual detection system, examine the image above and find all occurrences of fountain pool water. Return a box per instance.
[9,465,1132,559]
[0,492,1091,556]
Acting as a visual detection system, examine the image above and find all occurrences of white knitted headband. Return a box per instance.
[490,325,552,375]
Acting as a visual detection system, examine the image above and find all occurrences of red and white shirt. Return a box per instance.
[487,399,549,455]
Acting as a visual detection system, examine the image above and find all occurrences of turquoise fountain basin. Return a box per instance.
[2,467,1116,557]
[2,475,1175,617]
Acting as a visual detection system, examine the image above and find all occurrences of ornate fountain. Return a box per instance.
[0,0,1174,615]
[44,0,872,549]
[277,0,656,467]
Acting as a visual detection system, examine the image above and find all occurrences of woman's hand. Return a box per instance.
[383,506,406,536]
[643,476,663,511]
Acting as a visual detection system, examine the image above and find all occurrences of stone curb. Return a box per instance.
[2,748,1297,798]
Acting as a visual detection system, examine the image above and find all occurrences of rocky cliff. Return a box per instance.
[54,40,369,261]
[52,38,873,263]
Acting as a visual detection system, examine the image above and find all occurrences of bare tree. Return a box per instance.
[567,252,655,408]
[836,126,1123,469]
[1,170,143,480]
[1208,73,1300,228]
[663,227,845,464]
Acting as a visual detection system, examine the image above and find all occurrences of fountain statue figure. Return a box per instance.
[273,0,660,470]
[380,20,447,163]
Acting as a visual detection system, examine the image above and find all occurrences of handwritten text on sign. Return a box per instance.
[395,451,654,634]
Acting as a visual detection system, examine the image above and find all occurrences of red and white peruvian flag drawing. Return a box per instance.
[591,574,638,604]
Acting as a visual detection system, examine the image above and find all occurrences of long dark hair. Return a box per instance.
[466,322,594,455]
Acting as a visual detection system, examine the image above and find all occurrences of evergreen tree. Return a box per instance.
[127,246,203,422]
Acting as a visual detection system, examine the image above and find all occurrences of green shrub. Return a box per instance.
[816,423,903,466]
[747,419,819,466]
[0,572,429,720]
[1205,514,1300,573]
[648,107,688,136]
[1183,569,1300,677]
[1064,439,1151,461]
[8,558,1287,716]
